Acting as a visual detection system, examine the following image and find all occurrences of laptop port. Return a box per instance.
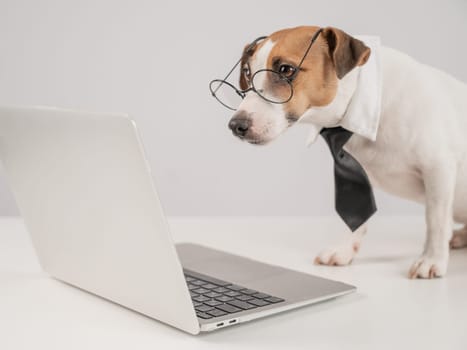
[216,322,224,327]
[229,319,237,324]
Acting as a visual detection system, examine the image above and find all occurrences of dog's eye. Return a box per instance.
[278,64,296,78]
[242,66,251,78]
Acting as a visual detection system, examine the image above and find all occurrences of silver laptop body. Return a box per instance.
[0,105,355,334]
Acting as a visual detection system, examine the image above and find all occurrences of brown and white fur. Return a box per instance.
[227,26,467,279]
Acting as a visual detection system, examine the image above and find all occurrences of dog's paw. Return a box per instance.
[450,228,467,249]
[314,242,360,266]
[408,254,448,279]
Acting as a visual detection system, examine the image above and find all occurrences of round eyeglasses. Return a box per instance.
[209,69,294,111]
[209,28,323,111]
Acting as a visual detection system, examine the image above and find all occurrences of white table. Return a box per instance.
[1,216,466,350]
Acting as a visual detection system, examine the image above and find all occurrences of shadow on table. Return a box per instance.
[355,254,412,264]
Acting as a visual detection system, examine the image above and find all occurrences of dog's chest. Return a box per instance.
[344,136,425,203]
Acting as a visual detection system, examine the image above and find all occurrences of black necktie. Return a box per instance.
[320,127,377,232]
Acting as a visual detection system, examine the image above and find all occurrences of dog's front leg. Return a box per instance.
[314,223,367,266]
[409,164,456,279]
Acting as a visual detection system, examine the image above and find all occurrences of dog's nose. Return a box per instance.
[228,117,251,137]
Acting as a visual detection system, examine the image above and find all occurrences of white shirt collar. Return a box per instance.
[300,35,382,146]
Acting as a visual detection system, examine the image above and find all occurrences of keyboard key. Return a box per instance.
[252,292,271,299]
[227,299,257,310]
[215,295,233,302]
[185,276,195,282]
[188,284,199,290]
[225,291,241,297]
[190,292,199,298]
[193,301,203,307]
[265,297,284,303]
[196,311,213,319]
[196,304,214,312]
[205,299,222,307]
[184,269,231,287]
[216,304,241,314]
[192,288,209,294]
[193,295,210,302]
[227,284,245,291]
[191,280,207,286]
[248,298,270,307]
[236,294,253,301]
[207,309,227,317]
[213,287,230,293]
[241,289,258,295]
[204,291,222,298]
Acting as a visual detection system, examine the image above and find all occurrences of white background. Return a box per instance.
[0,0,466,217]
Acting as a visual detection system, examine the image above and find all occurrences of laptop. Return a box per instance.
[0,105,355,334]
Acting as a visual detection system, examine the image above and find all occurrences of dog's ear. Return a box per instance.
[322,27,371,79]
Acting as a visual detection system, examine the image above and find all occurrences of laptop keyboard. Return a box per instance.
[183,269,285,320]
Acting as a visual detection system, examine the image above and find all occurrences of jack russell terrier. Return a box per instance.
[210,26,467,279]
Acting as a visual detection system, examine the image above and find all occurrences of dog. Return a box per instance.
[226,26,467,279]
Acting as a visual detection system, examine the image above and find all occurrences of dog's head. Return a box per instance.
[228,26,371,145]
